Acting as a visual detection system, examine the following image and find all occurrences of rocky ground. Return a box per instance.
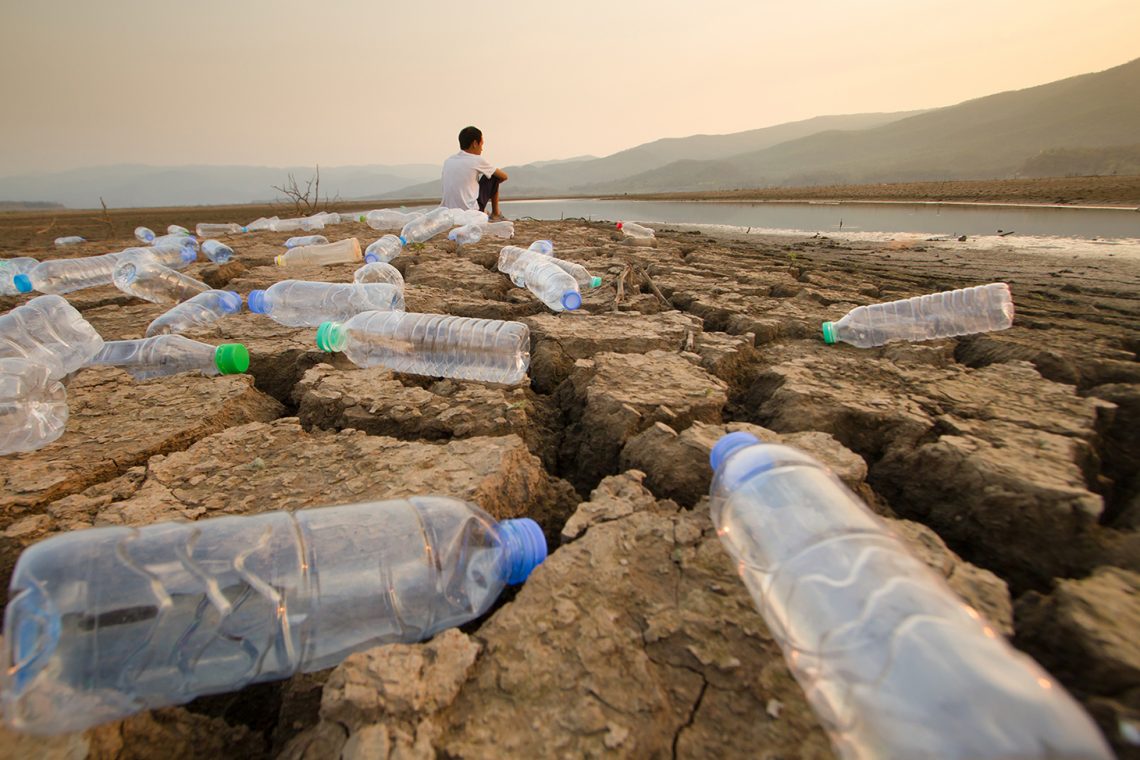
[1,216,1139,759]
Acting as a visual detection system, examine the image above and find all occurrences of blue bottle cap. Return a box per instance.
[561,291,582,311]
[13,274,32,293]
[364,253,379,263]
[248,289,267,313]
[498,518,547,585]
[709,432,761,472]
[397,236,407,246]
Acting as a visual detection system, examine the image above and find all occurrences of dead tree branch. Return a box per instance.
[272,165,334,216]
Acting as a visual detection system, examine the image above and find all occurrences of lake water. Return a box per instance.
[494,198,1140,258]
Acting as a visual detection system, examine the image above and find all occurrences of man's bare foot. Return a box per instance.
[488,213,507,222]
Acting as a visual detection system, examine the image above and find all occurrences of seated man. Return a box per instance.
[441,126,509,220]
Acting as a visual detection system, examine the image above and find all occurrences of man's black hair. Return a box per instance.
[459,126,482,150]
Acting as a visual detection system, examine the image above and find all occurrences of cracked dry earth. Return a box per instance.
[1,215,1139,759]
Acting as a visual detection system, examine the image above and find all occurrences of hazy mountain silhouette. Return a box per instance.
[0,164,439,210]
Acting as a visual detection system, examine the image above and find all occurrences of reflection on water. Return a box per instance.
[498,198,1140,254]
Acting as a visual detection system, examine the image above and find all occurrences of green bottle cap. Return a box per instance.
[316,322,347,352]
[821,321,838,345]
[214,343,250,374]
[589,276,603,288]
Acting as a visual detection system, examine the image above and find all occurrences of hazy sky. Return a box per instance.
[1,0,1137,175]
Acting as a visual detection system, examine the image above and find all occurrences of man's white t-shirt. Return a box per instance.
[440,150,497,210]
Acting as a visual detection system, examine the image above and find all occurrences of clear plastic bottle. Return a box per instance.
[195,223,245,237]
[0,295,104,379]
[152,234,199,253]
[0,358,69,456]
[123,245,197,270]
[167,225,192,236]
[340,211,367,224]
[353,262,405,290]
[317,311,530,384]
[112,255,211,306]
[249,280,404,327]
[364,235,404,264]
[145,290,243,337]
[447,208,489,227]
[87,335,249,380]
[520,258,582,312]
[400,207,453,244]
[822,283,1014,348]
[0,495,545,735]
[708,432,1114,760]
[133,227,156,244]
[448,220,515,246]
[53,236,85,247]
[270,218,306,233]
[275,238,361,267]
[615,221,655,239]
[245,216,277,232]
[498,246,601,290]
[365,209,419,230]
[528,239,554,255]
[284,235,329,249]
[0,258,40,296]
[201,240,234,264]
[14,253,121,295]
[299,216,326,232]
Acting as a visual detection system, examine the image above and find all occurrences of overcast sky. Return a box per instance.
[1,0,1137,175]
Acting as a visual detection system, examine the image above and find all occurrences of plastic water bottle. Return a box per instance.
[707,432,1114,760]
[284,235,329,249]
[112,254,211,306]
[246,216,276,232]
[498,246,601,290]
[364,209,418,230]
[364,235,404,264]
[145,290,243,337]
[400,207,453,244]
[53,236,85,247]
[528,239,554,255]
[270,218,305,233]
[0,358,69,455]
[152,233,198,253]
[317,312,530,384]
[301,213,328,231]
[616,221,655,239]
[0,495,545,735]
[353,262,404,290]
[123,245,197,270]
[447,208,488,227]
[0,258,39,295]
[275,238,362,267]
[448,220,515,246]
[133,227,156,244]
[167,225,191,236]
[201,240,234,264]
[87,335,249,380]
[822,282,1014,348]
[0,295,104,380]
[520,258,582,312]
[195,223,245,237]
[249,280,404,327]
[14,254,121,295]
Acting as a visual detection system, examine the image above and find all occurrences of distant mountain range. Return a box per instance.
[2,57,1138,208]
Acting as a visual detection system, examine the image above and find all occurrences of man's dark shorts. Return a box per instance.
[477,174,501,212]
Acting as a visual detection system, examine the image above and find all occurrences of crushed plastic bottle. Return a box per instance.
[195,223,245,237]
[365,209,421,231]
[0,295,104,379]
[708,433,1114,760]
[284,235,329,249]
[0,258,39,296]
[0,495,545,735]
[400,207,453,244]
[145,290,243,337]
[448,220,515,246]
[353,262,405,290]
[317,311,530,384]
[87,335,248,380]
[364,235,404,264]
[275,238,361,267]
[0,358,69,455]
[53,236,85,247]
[497,246,601,290]
[245,216,277,232]
[112,253,211,305]
[615,221,655,240]
[249,280,404,327]
[201,240,234,264]
[447,208,489,227]
[822,282,1015,348]
[519,257,581,312]
[14,254,122,295]
[133,227,156,244]
[167,225,192,236]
